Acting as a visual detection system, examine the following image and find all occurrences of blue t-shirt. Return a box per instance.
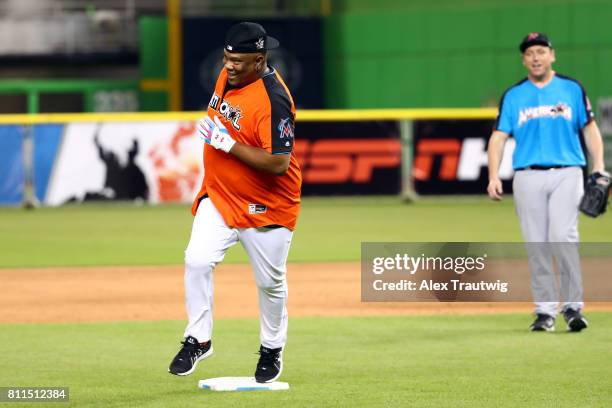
[495,74,593,170]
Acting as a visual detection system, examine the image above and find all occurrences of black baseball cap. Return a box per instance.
[224,22,280,53]
[519,32,552,53]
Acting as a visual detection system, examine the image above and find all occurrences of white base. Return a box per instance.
[198,377,289,392]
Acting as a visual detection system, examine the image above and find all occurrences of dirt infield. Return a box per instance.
[1,262,610,324]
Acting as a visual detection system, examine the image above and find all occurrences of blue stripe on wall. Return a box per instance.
[33,124,64,201]
[0,125,23,205]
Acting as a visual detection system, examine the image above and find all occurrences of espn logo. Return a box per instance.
[295,139,401,183]
[413,137,515,181]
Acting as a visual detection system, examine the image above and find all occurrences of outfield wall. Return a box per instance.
[325,0,612,111]
[0,108,524,206]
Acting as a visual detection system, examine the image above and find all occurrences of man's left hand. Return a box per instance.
[579,171,611,217]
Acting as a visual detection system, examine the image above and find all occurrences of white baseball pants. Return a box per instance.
[183,198,292,349]
[513,166,584,317]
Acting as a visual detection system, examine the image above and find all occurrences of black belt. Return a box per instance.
[515,165,572,171]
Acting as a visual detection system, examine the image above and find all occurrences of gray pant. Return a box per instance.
[513,167,584,317]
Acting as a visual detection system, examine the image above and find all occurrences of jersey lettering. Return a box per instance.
[209,93,220,110]
[518,102,572,127]
[218,100,242,130]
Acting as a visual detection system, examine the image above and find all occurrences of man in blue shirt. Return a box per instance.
[487,33,607,332]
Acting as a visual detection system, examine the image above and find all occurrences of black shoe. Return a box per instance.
[530,314,555,332]
[563,309,588,332]
[254,345,283,383]
[168,336,213,376]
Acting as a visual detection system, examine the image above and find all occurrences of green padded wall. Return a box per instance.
[139,16,169,111]
[324,0,612,111]
[139,16,168,79]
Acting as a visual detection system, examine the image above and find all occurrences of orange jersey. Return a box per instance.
[191,67,302,230]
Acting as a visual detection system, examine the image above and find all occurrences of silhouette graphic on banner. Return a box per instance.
[65,132,149,203]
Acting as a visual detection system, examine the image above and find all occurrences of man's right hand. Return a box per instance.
[487,178,503,201]
[486,131,509,202]
[197,116,215,144]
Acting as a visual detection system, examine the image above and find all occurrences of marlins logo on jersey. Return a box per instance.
[278,117,294,147]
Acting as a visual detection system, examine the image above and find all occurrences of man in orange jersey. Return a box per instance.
[168,22,301,383]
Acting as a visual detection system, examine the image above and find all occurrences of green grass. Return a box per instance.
[2,197,611,406]
[1,196,611,268]
[1,314,611,407]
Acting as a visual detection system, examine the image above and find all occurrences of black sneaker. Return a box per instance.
[254,345,283,383]
[168,336,213,376]
[563,309,588,332]
[530,314,555,332]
